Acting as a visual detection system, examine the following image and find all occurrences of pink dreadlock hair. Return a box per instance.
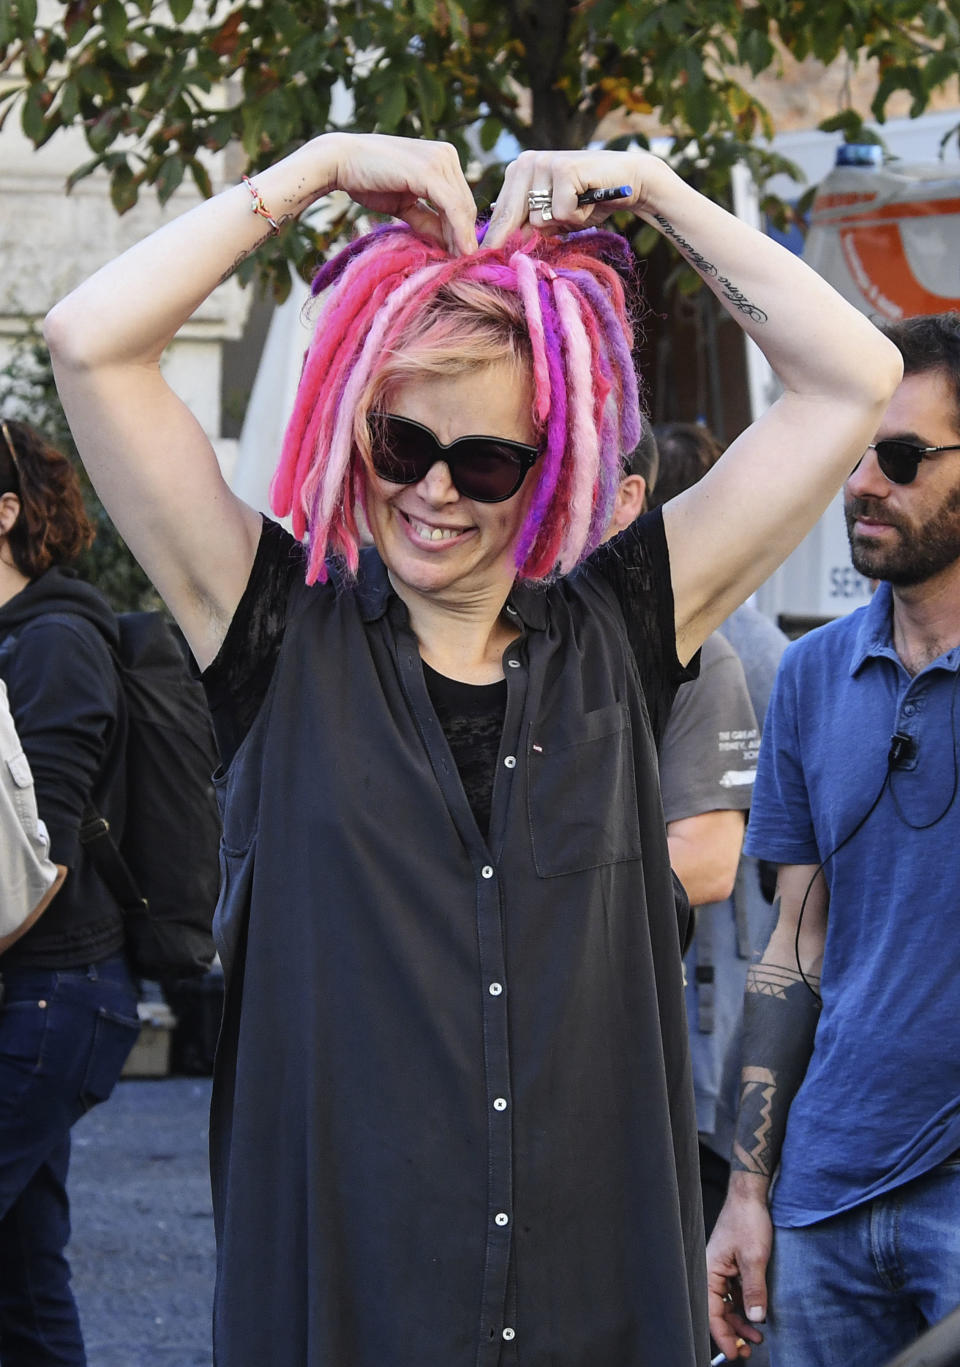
[271,223,644,585]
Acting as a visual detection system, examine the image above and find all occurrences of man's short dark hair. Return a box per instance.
[622,425,659,492]
[880,312,960,429]
[648,422,724,507]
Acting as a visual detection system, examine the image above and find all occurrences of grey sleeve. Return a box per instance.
[659,632,758,824]
[0,681,57,939]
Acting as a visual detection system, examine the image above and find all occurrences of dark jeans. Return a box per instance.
[0,955,139,1366]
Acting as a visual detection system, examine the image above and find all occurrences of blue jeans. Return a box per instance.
[767,1159,960,1367]
[0,956,140,1367]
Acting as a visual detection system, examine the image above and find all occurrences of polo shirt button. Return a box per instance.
[507,659,521,669]
[493,1097,508,1111]
[502,1327,516,1341]
[495,1212,510,1226]
[504,755,516,768]
[489,982,503,996]
[481,865,494,879]
[506,604,518,616]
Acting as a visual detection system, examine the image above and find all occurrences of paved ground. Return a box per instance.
[68,1076,216,1367]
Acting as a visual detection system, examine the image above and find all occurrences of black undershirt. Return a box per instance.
[421,661,506,840]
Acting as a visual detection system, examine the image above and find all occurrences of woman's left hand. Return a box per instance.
[484,149,653,248]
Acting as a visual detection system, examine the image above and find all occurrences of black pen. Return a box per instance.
[577,185,633,206]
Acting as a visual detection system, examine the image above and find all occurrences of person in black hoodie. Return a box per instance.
[0,418,140,1367]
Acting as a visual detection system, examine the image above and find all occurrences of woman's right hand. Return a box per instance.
[322,132,478,256]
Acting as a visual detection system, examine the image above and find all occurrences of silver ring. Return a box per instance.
[527,190,553,212]
[722,1292,735,1306]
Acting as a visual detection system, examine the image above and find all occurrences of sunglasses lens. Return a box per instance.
[371,419,429,485]
[875,441,921,485]
[453,443,528,501]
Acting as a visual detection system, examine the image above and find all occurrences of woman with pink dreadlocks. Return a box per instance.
[45,135,900,1366]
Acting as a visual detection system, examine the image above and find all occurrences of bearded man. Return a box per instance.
[707,312,960,1367]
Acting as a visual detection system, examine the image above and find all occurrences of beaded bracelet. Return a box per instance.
[242,175,280,235]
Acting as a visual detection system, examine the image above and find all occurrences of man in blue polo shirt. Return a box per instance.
[707,312,960,1367]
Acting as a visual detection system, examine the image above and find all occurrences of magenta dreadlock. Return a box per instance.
[270,223,644,585]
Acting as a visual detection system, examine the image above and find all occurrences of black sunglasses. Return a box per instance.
[369,413,540,503]
[864,440,960,485]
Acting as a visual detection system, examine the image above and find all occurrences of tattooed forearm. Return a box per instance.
[651,214,768,324]
[215,222,289,287]
[652,213,717,277]
[731,958,821,1178]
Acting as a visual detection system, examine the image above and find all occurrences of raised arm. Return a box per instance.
[705,861,827,1361]
[44,134,478,669]
[486,150,903,664]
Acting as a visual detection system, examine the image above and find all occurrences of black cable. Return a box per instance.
[793,665,960,1004]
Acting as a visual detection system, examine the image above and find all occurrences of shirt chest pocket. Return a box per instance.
[5,749,39,834]
[526,702,644,877]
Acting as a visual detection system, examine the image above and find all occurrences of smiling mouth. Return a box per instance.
[401,511,473,543]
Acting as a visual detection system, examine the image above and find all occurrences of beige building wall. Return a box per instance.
[0,87,250,478]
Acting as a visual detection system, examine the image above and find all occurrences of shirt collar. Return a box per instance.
[351,548,549,630]
[849,579,960,676]
[849,580,896,676]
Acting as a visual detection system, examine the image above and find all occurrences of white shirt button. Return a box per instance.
[503,755,516,768]
[493,1097,508,1111]
[489,982,503,996]
[502,1327,516,1341]
[507,659,521,669]
[481,865,494,879]
[495,1212,510,1226]
[505,604,518,616]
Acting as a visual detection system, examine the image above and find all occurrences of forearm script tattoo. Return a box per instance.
[731,959,821,1177]
[652,214,769,324]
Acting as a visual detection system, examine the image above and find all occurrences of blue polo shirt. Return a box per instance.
[744,581,960,1227]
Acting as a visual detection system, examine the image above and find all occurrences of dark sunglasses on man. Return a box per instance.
[861,439,960,485]
[369,413,540,503]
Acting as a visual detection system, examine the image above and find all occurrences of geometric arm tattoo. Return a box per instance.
[731,958,822,1179]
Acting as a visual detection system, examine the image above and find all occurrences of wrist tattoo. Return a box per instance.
[651,214,768,324]
[732,1066,777,1177]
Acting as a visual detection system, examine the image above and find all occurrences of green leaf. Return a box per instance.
[16,0,37,29]
[61,74,81,123]
[101,0,128,43]
[240,101,262,159]
[189,156,213,199]
[155,154,185,203]
[375,75,407,132]
[66,154,104,191]
[24,37,47,77]
[110,160,139,213]
[684,82,712,137]
[20,83,47,142]
[817,108,865,137]
[88,106,122,151]
[479,115,502,152]
[168,0,193,22]
[922,49,958,94]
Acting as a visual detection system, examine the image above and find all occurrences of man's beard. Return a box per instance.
[845,484,960,586]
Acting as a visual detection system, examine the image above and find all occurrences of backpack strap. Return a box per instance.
[80,807,148,914]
